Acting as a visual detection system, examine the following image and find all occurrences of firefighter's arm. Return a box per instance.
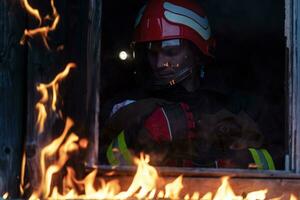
[103,98,196,143]
[102,99,196,165]
[102,98,169,142]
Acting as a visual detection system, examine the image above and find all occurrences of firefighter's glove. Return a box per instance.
[142,102,196,143]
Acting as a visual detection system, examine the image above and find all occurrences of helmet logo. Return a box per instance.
[163,2,211,40]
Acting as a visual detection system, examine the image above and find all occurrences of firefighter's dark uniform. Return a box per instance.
[100,84,282,170]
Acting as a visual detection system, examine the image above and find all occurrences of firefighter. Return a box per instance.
[100,0,278,170]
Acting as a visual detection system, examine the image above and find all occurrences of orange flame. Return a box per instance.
[20,0,60,50]
[184,192,204,200]
[246,189,268,200]
[2,193,8,199]
[213,176,242,200]
[79,138,89,149]
[19,152,26,196]
[26,138,298,200]
[116,153,159,199]
[201,192,213,200]
[35,63,76,134]
[164,175,183,199]
[21,0,42,25]
[29,117,74,199]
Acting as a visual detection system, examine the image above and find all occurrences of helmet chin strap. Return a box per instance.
[151,66,193,90]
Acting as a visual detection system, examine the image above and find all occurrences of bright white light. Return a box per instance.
[119,51,128,60]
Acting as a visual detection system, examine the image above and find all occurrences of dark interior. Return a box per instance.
[100,0,285,168]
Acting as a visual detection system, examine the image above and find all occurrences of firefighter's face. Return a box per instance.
[146,39,199,87]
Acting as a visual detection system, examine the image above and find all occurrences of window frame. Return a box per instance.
[286,0,300,173]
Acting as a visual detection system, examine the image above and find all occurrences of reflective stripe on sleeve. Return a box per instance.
[106,143,119,166]
[249,148,263,170]
[117,131,133,165]
[248,148,276,170]
[106,131,133,166]
[261,149,275,170]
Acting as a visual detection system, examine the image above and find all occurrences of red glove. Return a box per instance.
[143,102,196,143]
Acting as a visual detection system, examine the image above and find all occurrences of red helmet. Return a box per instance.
[133,0,215,57]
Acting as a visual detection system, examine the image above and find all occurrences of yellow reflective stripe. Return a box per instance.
[249,148,263,170]
[117,131,133,165]
[256,149,269,170]
[261,149,276,170]
[106,142,119,166]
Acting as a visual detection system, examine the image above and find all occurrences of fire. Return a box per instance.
[209,177,268,200]
[213,176,244,200]
[19,152,26,196]
[115,154,159,199]
[164,175,183,199]
[21,0,42,25]
[20,0,60,49]
[79,138,89,149]
[29,117,77,199]
[1,193,8,199]
[24,126,299,200]
[28,134,190,200]
[35,63,76,134]
[182,178,267,200]
[291,195,298,200]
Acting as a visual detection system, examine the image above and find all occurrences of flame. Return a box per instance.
[19,152,26,196]
[213,176,242,200]
[20,0,60,49]
[21,0,42,25]
[79,138,89,149]
[25,137,299,200]
[35,63,76,134]
[185,192,211,200]
[29,117,74,199]
[2,193,8,199]
[291,194,298,200]
[114,153,159,199]
[245,189,268,200]
[164,175,183,199]
[201,192,213,200]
